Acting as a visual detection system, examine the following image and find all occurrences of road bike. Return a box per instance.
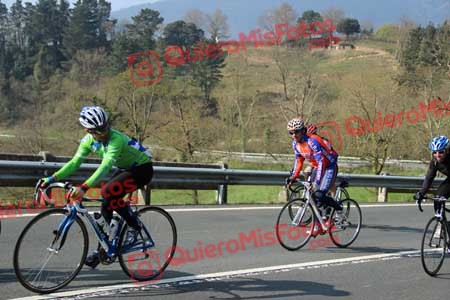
[287,174,350,220]
[276,179,361,251]
[418,195,450,276]
[13,182,177,294]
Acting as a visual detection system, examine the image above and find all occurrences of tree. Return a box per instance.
[297,10,322,24]
[126,8,163,51]
[360,19,374,37]
[162,20,204,76]
[258,2,297,39]
[64,0,113,57]
[163,20,204,48]
[190,40,226,113]
[375,24,399,42]
[206,9,229,41]
[346,76,406,174]
[321,6,345,24]
[336,18,360,39]
[184,9,207,33]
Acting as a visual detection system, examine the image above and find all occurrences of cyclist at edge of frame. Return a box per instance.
[414,135,450,215]
[286,118,343,214]
[40,105,154,269]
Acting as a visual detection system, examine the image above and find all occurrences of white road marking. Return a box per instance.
[0,203,431,219]
[10,250,420,300]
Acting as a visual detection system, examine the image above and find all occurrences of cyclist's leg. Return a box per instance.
[101,162,154,230]
[313,164,341,211]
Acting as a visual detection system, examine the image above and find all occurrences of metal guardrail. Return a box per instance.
[0,159,443,204]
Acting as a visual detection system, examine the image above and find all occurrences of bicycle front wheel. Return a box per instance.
[13,208,88,293]
[329,199,362,248]
[119,206,177,282]
[276,198,315,251]
[421,217,447,276]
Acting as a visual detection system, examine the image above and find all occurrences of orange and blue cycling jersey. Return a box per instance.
[291,134,338,186]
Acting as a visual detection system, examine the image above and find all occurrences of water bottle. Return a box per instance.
[94,212,109,235]
[109,216,121,240]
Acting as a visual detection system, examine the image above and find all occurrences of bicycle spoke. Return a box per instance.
[329,199,361,248]
[277,198,314,251]
[421,217,447,276]
[119,207,177,282]
[14,209,88,293]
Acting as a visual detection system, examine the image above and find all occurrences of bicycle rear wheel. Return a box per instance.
[14,208,88,293]
[119,206,177,282]
[276,198,315,251]
[421,217,447,276]
[329,199,361,248]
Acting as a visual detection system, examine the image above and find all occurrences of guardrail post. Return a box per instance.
[217,162,228,204]
[377,172,390,202]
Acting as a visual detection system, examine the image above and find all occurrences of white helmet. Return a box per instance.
[79,106,108,129]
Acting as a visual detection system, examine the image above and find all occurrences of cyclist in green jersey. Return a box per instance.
[40,106,153,268]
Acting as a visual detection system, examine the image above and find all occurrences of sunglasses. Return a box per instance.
[86,128,107,135]
[433,150,445,155]
[289,129,303,135]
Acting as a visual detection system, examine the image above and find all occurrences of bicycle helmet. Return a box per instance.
[79,106,108,129]
[429,136,450,152]
[287,118,305,132]
[307,124,317,135]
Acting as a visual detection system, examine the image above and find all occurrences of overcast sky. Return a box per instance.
[2,0,161,12]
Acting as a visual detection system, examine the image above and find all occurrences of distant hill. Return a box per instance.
[111,0,450,38]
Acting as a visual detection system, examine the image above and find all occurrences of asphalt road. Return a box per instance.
[1,203,449,300]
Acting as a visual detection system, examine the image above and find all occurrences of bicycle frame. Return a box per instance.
[45,183,155,258]
[291,181,332,232]
[431,197,450,241]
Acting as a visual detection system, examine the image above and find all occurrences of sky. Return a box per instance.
[1,0,161,12]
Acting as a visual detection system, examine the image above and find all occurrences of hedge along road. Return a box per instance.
[0,204,448,300]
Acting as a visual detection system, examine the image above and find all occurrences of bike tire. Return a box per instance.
[420,216,447,276]
[329,199,362,248]
[276,198,315,251]
[118,206,177,282]
[14,208,88,294]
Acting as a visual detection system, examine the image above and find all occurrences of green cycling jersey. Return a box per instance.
[54,128,152,187]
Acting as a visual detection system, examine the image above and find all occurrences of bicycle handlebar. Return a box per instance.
[417,195,448,213]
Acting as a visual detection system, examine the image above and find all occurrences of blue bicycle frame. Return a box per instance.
[53,197,155,258]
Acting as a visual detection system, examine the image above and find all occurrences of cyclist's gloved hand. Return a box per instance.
[414,191,424,212]
[285,176,295,186]
[68,184,88,201]
[40,176,55,188]
[414,191,424,201]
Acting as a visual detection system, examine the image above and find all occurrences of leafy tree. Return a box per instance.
[163,20,204,48]
[297,10,322,24]
[64,0,112,57]
[125,8,163,51]
[375,24,399,42]
[190,40,226,113]
[336,18,361,38]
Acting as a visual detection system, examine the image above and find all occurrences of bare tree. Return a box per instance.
[258,2,297,43]
[272,47,319,122]
[321,6,345,24]
[206,9,229,41]
[184,9,208,32]
[347,78,405,174]
[225,54,259,152]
